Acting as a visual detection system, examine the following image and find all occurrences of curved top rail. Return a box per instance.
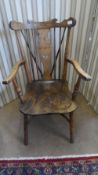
[9,17,76,31]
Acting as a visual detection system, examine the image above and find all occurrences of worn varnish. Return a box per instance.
[20,81,77,115]
[38,29,51,80]
[2,18,92,145]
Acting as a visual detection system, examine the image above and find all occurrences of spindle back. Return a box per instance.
[9,18,76,81]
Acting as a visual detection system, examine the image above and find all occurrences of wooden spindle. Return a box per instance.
[62,27,71,80]
[72,75,81,100]
[59,27,61,79]
[23,61,32,83]
[12,78,24,103]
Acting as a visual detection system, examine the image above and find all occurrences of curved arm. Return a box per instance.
[2,60,25,84]
[2,59,32,84]
[2,59,32,103]
[67,59,92,80]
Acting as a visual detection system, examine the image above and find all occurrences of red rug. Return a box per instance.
[0,155,98,174]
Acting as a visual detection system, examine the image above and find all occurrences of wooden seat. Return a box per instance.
[20,80,77,115]
[2,17,92,145]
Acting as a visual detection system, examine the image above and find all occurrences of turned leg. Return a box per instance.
[69,112,74,143]
[24,115,28,145]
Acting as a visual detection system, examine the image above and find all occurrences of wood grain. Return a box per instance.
[12,78,24,103]
[67,59,92,80]
[20,80,77,115]
[3,17,92,145]
[9,17,76,31]
[62,28,71,79]
[2,60,25,84]
[72,75,81,100]
[38,29,51,80]
[2,59,32,85]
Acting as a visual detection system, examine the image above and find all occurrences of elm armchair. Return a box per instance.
[2,18,91,145]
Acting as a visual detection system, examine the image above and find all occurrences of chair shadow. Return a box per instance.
[29,114,70,142]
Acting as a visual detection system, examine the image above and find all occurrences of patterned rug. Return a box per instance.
[0,155,98,175]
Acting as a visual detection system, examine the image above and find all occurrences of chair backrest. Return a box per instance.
[9,17,76,81]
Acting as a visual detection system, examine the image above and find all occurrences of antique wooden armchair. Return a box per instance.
[2,18,91,145]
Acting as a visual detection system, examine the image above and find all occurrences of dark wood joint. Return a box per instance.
[61,114,70,122]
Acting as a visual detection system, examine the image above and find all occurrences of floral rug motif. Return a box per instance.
[0,156,98,174]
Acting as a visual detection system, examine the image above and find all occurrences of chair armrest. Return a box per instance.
[67,59,92,81]
[2,59,25,84]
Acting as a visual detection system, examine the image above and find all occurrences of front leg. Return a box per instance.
[24,114,28,145]
[69,112,74,143]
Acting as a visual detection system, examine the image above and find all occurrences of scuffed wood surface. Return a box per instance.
[67,59,92,80]
[20,80,77,115]
[2,60,25,84]
[38,29,51,80]
[10,17,76,31]
[2,59,32,85]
